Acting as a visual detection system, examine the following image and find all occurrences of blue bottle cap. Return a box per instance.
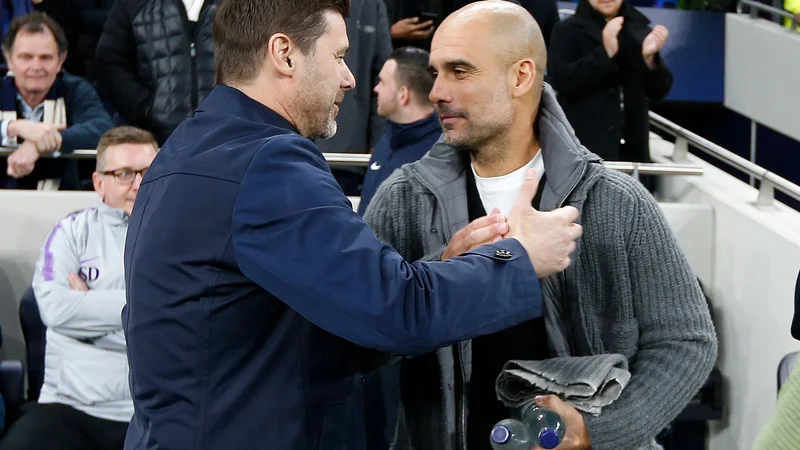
[491,425,511,444]
[539,428,561,449]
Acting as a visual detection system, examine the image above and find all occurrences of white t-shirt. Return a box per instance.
[470,151,545,216]
[183,0,203,21]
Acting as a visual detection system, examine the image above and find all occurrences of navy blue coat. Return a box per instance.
[122,85,543,450]
[358,113,441,216]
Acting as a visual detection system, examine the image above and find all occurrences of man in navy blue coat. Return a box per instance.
[122,1,583,449]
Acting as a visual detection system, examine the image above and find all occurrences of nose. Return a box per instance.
[429,76,449,104]
[131,172,144,191]
[341,61,356,91]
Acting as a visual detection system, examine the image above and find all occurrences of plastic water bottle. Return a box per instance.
[489,402,565,450]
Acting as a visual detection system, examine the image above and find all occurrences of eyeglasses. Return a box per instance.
[101,167,149,184]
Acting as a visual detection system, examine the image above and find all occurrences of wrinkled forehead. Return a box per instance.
[11,30,59,55]
[429,25,494,72]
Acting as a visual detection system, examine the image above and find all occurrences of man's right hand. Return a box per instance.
[507,169,582,278]
[391,17,435,40]
[602,16,624,58]
[442,208,508,260]
[8,120,66,153]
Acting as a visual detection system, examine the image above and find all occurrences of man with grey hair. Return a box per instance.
[364,2,717,449]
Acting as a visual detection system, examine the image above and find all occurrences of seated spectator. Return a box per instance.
[364,3,716,449]
[96,0,217,145]
[0,12,113,190]
[0,126,157,450]
[548,0,672,190]
[315,0,392,196]
[358,46,439,216]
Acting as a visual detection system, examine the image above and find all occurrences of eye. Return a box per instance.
[454,69,466,77]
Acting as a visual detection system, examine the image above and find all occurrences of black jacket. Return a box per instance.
[548,1,672,163]
[96,0,217,144]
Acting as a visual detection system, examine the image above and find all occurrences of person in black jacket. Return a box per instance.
[385,0,559,50]
[72,0,115,82]
[548,0,672,172]
[95,0,217,145]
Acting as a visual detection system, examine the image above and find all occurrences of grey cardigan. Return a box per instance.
[363,84,718,450]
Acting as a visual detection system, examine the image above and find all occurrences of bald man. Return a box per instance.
[364,2,717,449]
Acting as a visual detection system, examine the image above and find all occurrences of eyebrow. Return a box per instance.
[429,59,478,73]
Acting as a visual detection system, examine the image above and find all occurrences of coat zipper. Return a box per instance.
[190,41,198,109]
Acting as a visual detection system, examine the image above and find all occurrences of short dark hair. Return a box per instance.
[213,0,350,84]
[1,12,68,57]
[96,126,158,171]
[388,47,434,105]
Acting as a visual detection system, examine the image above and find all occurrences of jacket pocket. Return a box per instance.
[57,356,131,405]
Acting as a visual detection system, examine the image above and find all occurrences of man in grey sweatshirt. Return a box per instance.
[0,126,157,450]
[363,2,717,449]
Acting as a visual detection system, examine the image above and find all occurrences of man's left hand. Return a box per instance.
[532,395,592,450]
[6,141,40,178]
[642,25,669,69]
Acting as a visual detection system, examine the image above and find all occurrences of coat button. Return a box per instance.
[495,249,512,259]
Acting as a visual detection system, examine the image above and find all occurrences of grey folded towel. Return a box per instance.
[495,354,631,416]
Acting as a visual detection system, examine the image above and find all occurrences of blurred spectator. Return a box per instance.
[357,46,439,449]
[315,0,392,196]
[548,0,672,187]
[96,0,218,145]
[384,0,437,50]
[785,0,800,29]
[72,0,115,82]
[1,0,33,67]
[385,1,558,50]
[0,126,157,450]
[358,47,439,216]
[1,12,113,190]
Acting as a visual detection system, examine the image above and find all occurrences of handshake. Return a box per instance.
[442,169,583,278]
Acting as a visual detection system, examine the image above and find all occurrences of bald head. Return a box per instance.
[437,1,547,92]
[428,0,549,157]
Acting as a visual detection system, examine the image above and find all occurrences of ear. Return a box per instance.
[267,33,297,77]
[510,58,536,99]
[57,52,68,70]
[399,86,411,106]
[92,172,104,197]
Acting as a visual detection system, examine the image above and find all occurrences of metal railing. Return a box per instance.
[0,147,703,177]
[737,0,799,29]
[649,111,800,207]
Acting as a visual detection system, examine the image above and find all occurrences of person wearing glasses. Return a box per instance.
[0,126,157,450]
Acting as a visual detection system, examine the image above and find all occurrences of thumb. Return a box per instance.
[56,124,67,131]
[511,169,539,214]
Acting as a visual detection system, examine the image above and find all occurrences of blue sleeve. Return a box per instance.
[232,135,543,355]
[60,77,114,154]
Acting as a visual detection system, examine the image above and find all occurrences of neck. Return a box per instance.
[472,112,540,178]
[390,104,435,125]
[17,87,47,110]
[229,76,300,132]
